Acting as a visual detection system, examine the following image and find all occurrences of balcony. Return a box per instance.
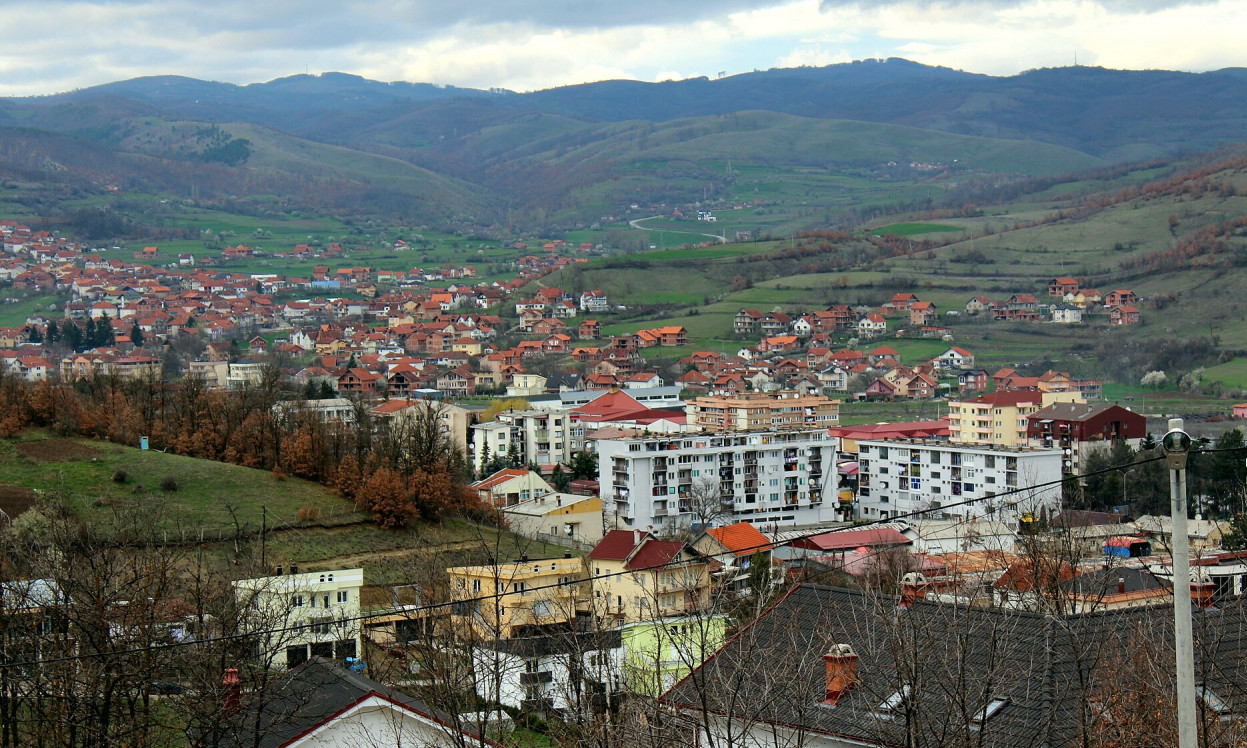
[520,671,554,685]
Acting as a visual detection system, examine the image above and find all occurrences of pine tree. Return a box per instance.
[25,325,42,344]
[130,322,144,348]
[84,317,98,348]
[45,320,59,343]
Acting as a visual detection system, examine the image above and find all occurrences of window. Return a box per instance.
[876,686,910,718]
[1197,685,1232,719]
[472,579,481,593]
[291,595,304,607]
[972,698,1008,727]
[336,590,349,604]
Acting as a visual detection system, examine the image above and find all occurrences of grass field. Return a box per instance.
[0,432,361,535]
[870,222,966,237]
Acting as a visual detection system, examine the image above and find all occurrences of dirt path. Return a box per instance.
[629,215,726,244]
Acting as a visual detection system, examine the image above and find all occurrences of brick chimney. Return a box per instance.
[898,572,928,609]
[822,643,858,706]
[223,668,241,716]
[1191,569,1217,610]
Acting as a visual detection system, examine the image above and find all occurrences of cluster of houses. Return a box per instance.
[966,278,1142,325]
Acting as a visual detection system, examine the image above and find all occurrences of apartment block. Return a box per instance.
[472,409,583,471]
[685,392,840,432]
[947,390,1083,446]
[855,439,1062,523]
[596,430,839,530]
[233,567,364,669]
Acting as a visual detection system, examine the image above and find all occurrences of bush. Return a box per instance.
[159,475,180,492]
[112,469,129,484]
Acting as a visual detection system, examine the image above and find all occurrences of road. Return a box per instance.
[629,215,726,245]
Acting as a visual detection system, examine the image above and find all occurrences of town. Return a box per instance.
[2,206,1246,748]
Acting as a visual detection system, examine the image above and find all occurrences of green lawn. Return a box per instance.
[870,222,966,237]
[0,433,361,536]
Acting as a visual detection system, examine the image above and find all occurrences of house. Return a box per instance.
[935,346,974,371]
[882,293,918,312]
[856,313,887,338]
[232,568,364,670]
[733,309,764,336]
[908,300,937,326]
[577,319,602,340]
[586,530,712,623]
[215,657,503,748]
[470,468,555,508]
[579,290,609,313]
[1051,305,1083,324]
[660,584,1247,748]
[691,522,776,594]
[1048,276,1080,296]
[1026,401,1147,473]
[502,493,605,546]
[1109,305,1140,325]
[446,556,586,639]
[1105,289,1137,308]
[957,368,990,393]
[965,295,994,315]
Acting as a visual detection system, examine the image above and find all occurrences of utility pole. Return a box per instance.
[1162,418,1196,748]
[261,505,268,570]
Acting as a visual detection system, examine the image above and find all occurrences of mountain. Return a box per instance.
[1,60,1245,228]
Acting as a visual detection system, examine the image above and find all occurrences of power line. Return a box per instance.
[0,448,1211,671]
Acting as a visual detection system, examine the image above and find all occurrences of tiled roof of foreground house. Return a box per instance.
[661,584,1247,747]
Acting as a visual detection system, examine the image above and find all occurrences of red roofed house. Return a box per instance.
[692,522,776,593]
[587,530,713,621]
[469,468,554,508]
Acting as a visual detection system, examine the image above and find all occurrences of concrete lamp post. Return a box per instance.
[1162,418,1196,748]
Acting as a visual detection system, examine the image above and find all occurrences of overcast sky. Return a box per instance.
[4,0,1244,96]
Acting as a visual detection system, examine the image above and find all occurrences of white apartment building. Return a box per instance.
[855,439,1063,524]
[233,567,364,669]
[472,409,583,472]
[596,430,840,530]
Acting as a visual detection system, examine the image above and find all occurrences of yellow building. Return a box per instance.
[686,392,839,432]
[446,556,586,640]
[586,530,712,623]
[947,390,1083,446]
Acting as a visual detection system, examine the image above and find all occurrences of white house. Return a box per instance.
[1051,305,1084,324]
[935,346,975,371]
[219,656,504,747]
[471,631,623,716]
[579,290,609,313]
[232,567,364,669]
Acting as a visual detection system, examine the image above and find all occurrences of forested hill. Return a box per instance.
[10,59,1247,158]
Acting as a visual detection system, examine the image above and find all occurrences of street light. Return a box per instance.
[1120,466,1137,507]
[1162,418,1196,748]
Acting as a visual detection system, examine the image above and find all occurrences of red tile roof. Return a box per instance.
[793,526,912,552]
[589,529,648,560]
[706,522,774,557]
[625,539,686,570]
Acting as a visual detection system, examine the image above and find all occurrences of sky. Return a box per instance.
[4,0,1246,96]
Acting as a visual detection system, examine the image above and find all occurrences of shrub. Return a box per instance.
[160,475,180,492]
[112,469,129,484]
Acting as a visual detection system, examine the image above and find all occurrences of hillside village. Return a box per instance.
[3,208,1247,748]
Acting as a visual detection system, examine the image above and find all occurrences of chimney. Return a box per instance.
[1191,570,1217,611]
[564,551,572,559]
[223,668,241,716]
[1117,577,1126,595]
[276,565,283,576]
[822,644,858,705]
[633,529,640,546]
[898,572,927,609]
[289,562,299,575]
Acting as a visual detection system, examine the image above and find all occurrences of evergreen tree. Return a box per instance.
[45,320,59,343]
[568,450,599,480]
[25,325,42,344]
[84,317,98,348]
[318,380,335,399]
[100,313,115,345]
[64,321,82,350]
[551,464,571,492]
[303,379,318,400]
[129,322,144,348]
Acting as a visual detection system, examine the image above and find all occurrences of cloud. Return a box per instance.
[0,0,1245,96]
